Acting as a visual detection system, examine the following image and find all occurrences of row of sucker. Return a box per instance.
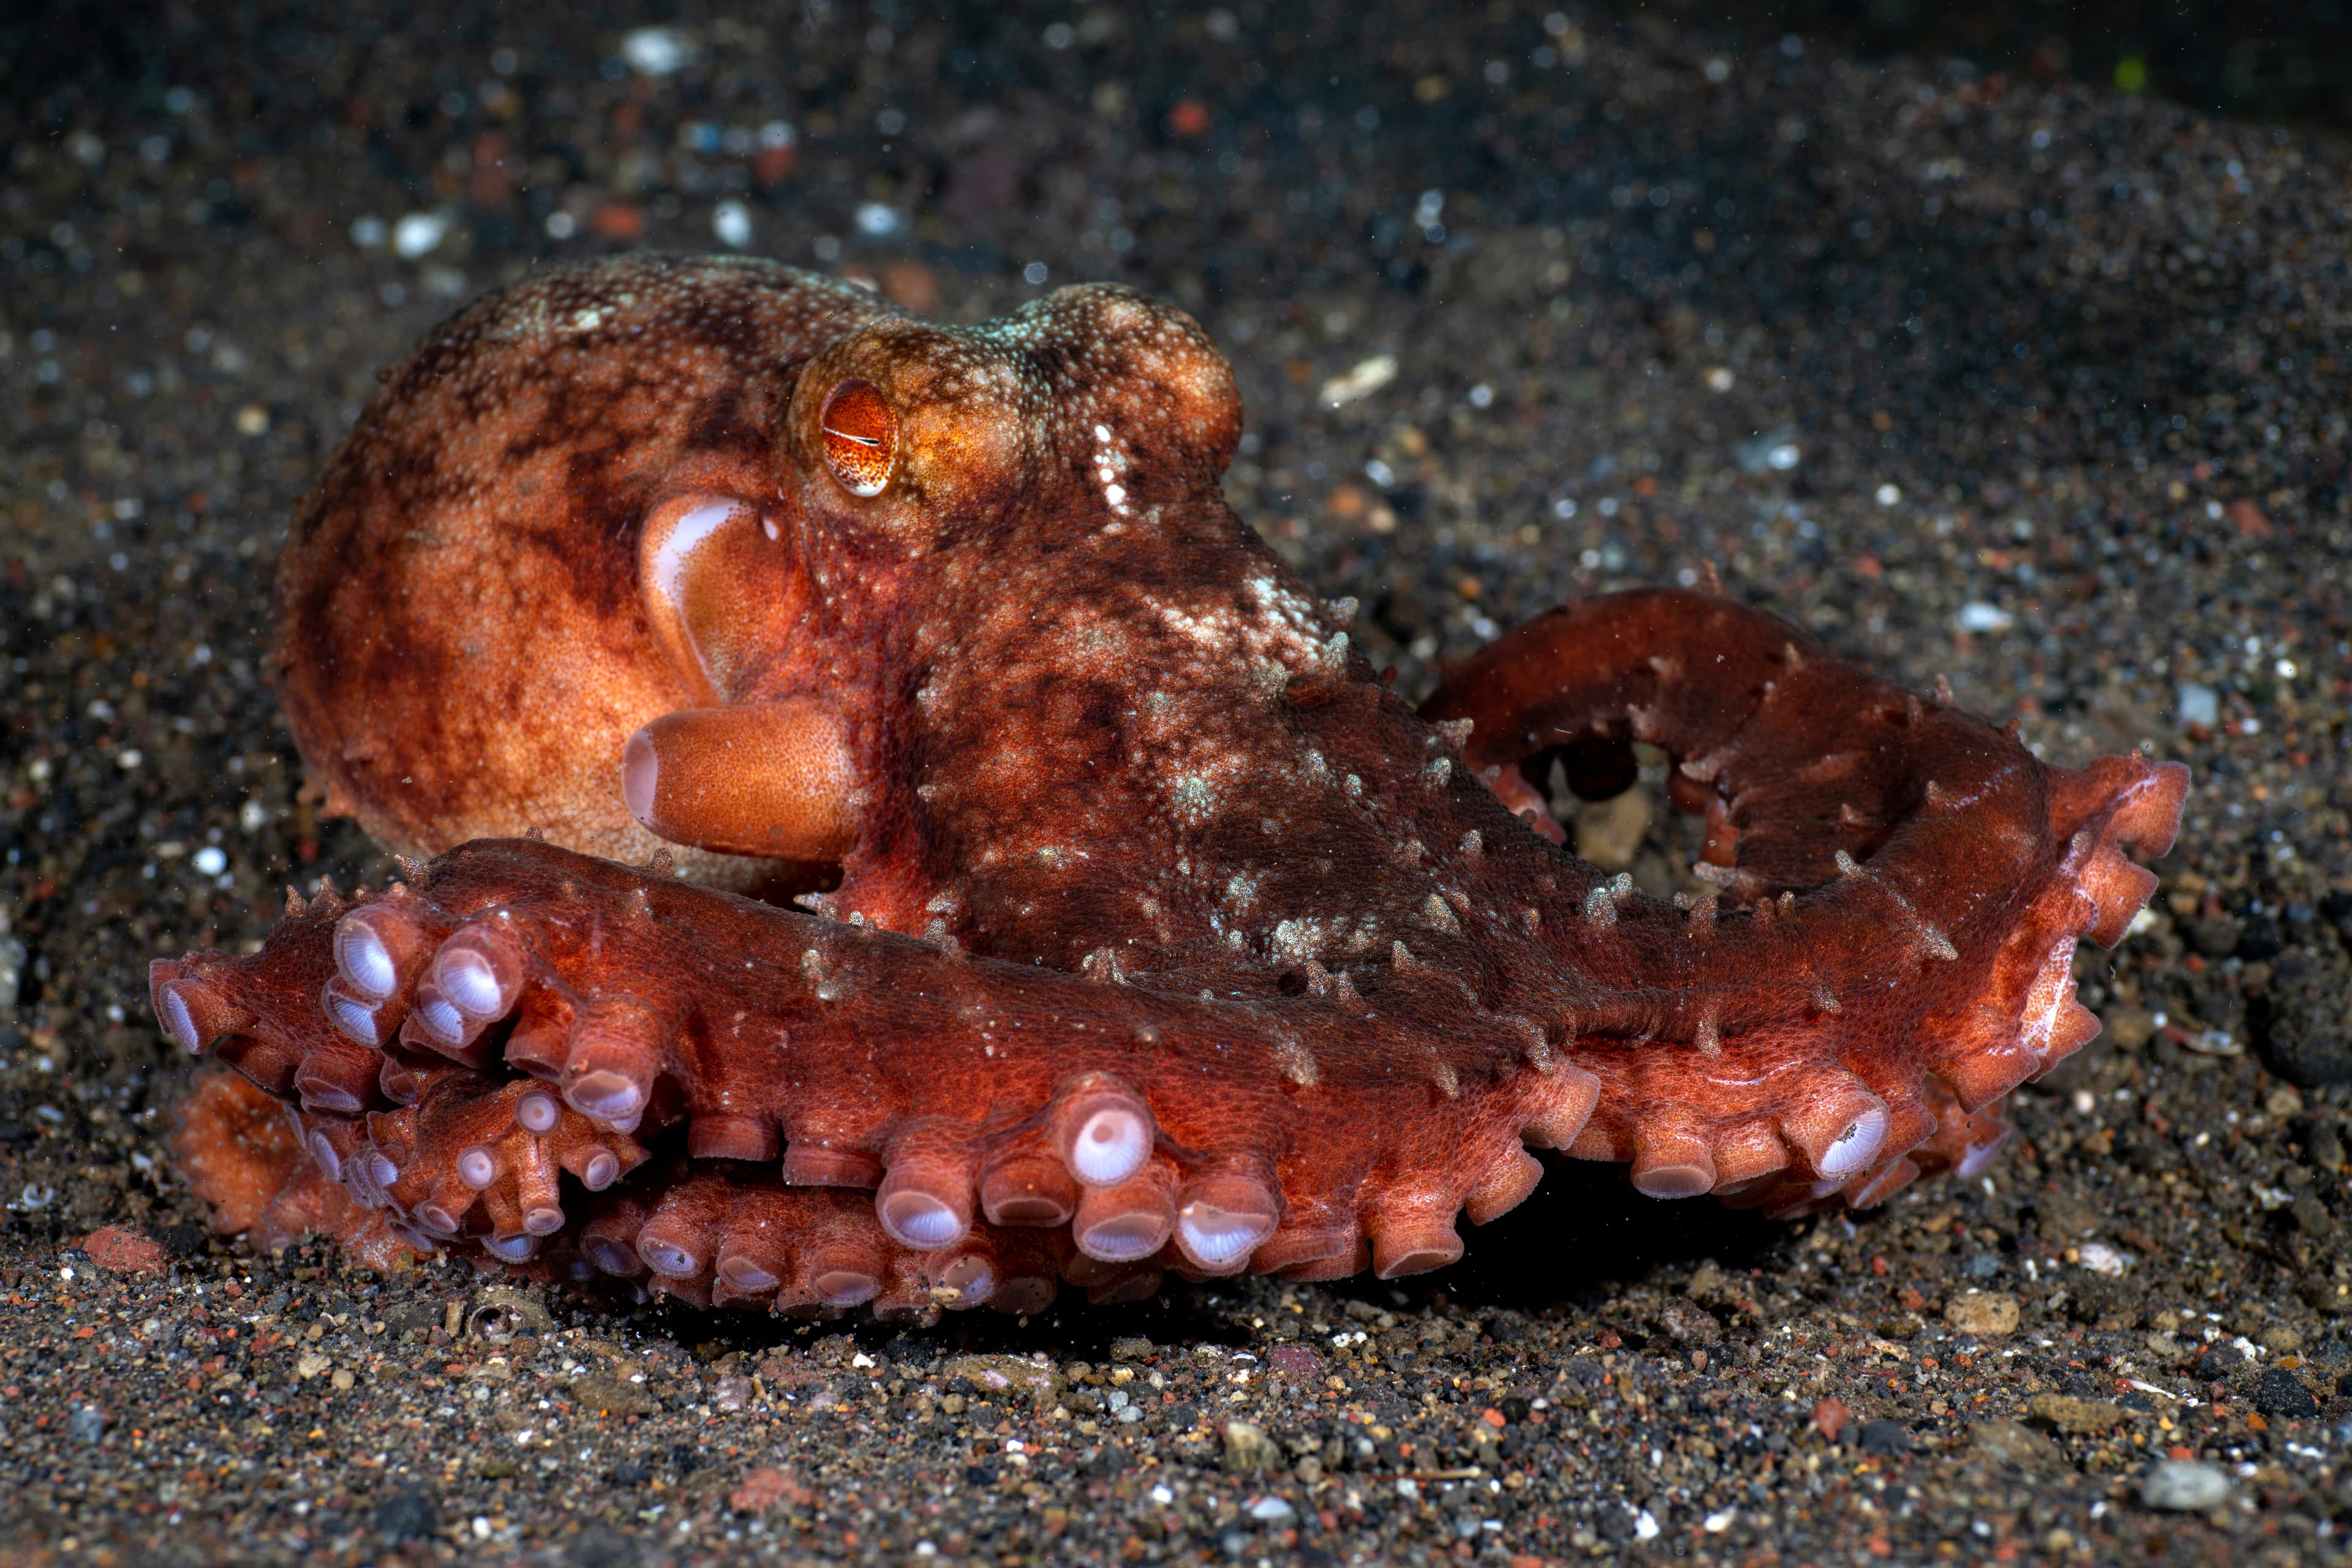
[150,710,2177,1306]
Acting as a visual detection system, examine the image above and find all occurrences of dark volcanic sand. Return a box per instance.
[3,5,2350,1565]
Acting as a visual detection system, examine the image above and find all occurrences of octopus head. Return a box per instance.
[782,284,1244,559]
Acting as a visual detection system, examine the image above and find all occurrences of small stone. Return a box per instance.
[730,1466,813,1513]
[2102,1006,2155,1049]
[2139,1460,2232,1512]
[568,1372,658,1418]
[1572,788,1651,873]
[1810,1397,1849,1441]
[1944,1291,2021,1337]
[2193,1344,2244,1381]
[941,1355,1060,1403]
[2026,1393,2128,1435]
[2187,916,2243,958]
[372,1487,441,1542]
[1969,1419,2061,1470]
[1266,1344,1320,1378]
[2252,1368,2320,1420]
[2259,1325,2304,1354]
[1223,1420,1280,1474]
[1684,1259,1732,1303]
[330,1368,355,1392]
[1856,1420,1911,1457]
[1656,1297,1721,1345]
[295,1351,332,1382]
[2260,951,2352,1087]
[2032,1192,2099,1243]
[1246,1496,1297,1523]
[2290,1193,2333,1235]
[67,1404,106,1444]
[74,1226,168,1275]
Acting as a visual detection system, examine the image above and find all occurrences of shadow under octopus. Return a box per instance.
[150,255,2185,1321]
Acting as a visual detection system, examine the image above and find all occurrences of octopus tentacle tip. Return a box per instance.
[322,979,392,1048]
[978,1152,1080,1227]
[620,728,660,826]
[1074,1164,1179,1262]
[1955,1132,2008,1181]
[807,1256,884,1308]
[992,1275,1057,1316]
[782,1144,886,1189]
[876,1183,971,1250]
[414,1202,464,1237]
[718,1256,782,1292]
[514,1088,561,1134]
[1629,1121,1717,1199]
[1174,1174,1281,1271]
[404,981,468,1050]
[564,1076,644,1124]
[687,1113,781,1162]
[1051,1077,1155,1188]
[456,1145,498,1189]
[584,1238,644,1279]
[1368,1220,1465,1280]
[933,1253,996,1306]
[151,970,249,1055]
[1782,1082,1893,1180]
[333,910,404,1001]
[1464,1147,1546,1226]
[432,925,528,1020]
[1071,1115,1150,1186]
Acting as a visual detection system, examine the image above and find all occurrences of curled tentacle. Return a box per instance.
[1427,587,2182,1210]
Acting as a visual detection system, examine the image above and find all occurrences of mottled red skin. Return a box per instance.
[151,255,2185,1319]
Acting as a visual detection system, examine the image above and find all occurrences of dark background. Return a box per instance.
[1623,0,2352,132]
[14,0,2352,152]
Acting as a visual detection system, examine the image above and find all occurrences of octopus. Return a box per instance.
[148,255,2187,1320]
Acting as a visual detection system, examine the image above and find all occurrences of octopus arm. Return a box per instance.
[1426,588,2184,1213]
[151,839,1602,1298]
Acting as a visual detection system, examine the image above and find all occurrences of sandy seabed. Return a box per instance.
[1,4,2348,1564]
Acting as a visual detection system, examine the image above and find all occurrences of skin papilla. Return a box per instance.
[150,255,2185,1319]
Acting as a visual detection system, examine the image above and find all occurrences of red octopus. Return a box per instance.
[150,255,2186,1319]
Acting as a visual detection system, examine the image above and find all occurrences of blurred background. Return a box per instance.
[15,0,2352,144]
[1627,0,2352,134]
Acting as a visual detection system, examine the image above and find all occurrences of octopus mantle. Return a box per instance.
[150,255,2185,1319]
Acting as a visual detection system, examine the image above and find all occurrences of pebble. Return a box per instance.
[2026,1394,2130,1436]
[73,1226,167,1275]
[1222,1420,1280,1474]
[2139,1460,2234,1512]
[1969,1420,2064,1471]
[2250,1368,2320,1420]
[1943,1291,2022,1337]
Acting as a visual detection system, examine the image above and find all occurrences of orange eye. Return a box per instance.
[819,379,897,497]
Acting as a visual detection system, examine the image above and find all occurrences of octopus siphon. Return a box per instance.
[149,255,2187,1320]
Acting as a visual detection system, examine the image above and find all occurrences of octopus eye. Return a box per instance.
[819,377,897,497]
